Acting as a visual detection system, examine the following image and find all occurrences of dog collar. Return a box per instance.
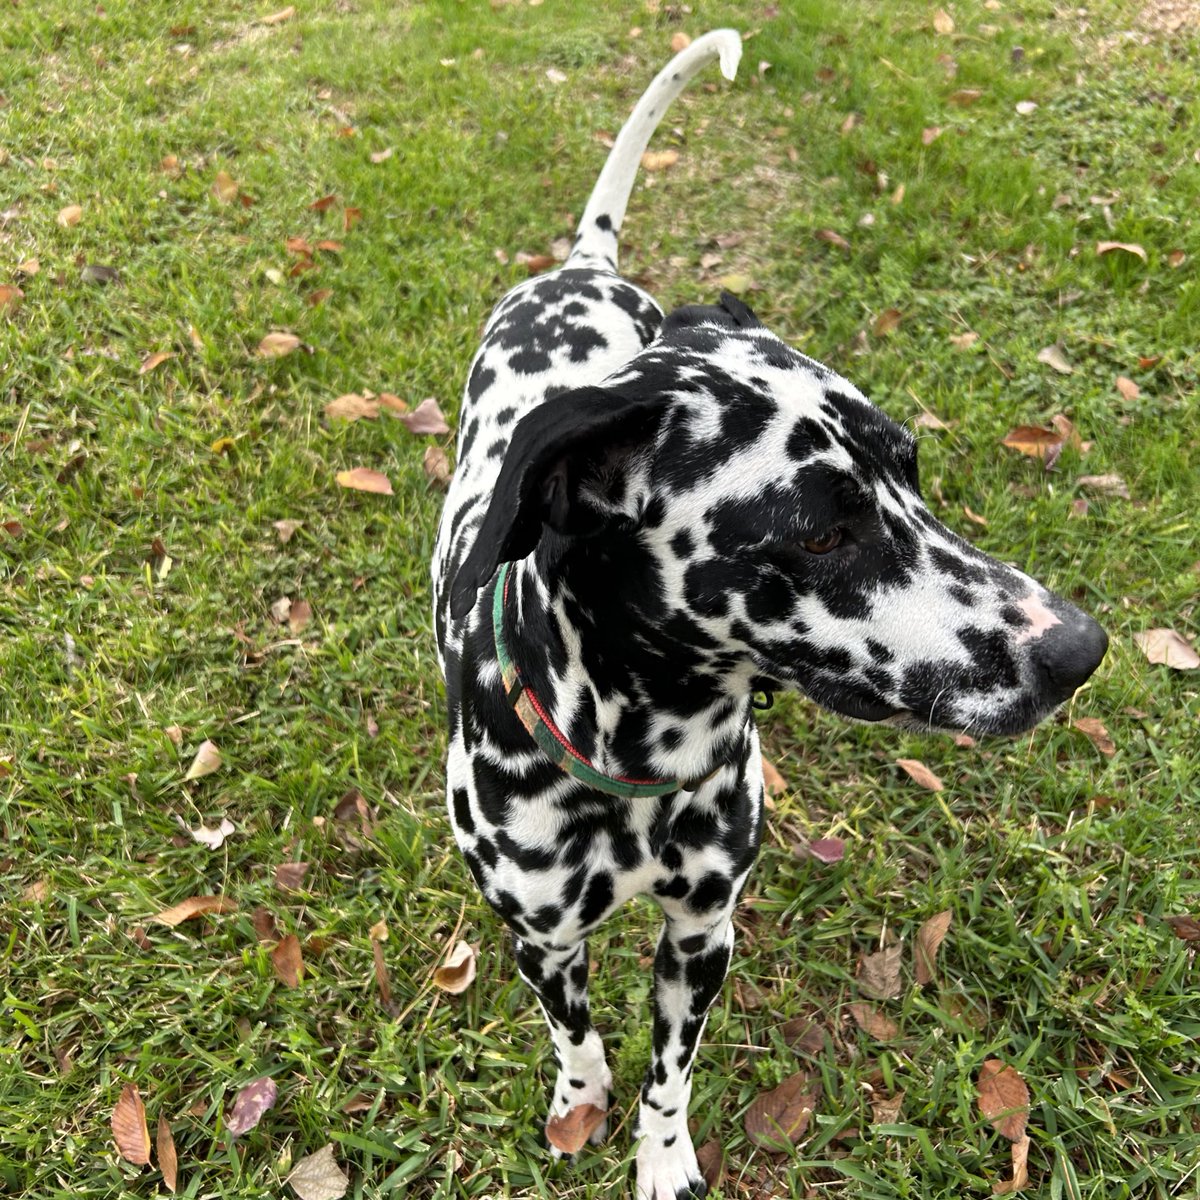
[492,562,693,799]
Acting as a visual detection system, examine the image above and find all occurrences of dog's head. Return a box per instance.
[451,294,1107,737]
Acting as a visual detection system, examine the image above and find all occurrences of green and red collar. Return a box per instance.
[492,562,692,799]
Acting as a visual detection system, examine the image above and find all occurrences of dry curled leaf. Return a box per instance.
[287,1143,349,1200]
[1036,344,1074,374]
[872,308,902,336]
[139,351,174,375]
[273,519,302,543]
[57,203,83,227]
[993,1133,1030,1194]
[760,754,787,796]
[324,393,379,421]
[157,1115,178,1192]
[949,88,983,105]
[433,939,477,994]
[275,861,310,891]
[696,1140,725,1191]
[336,467,393,495]
[151,894,238,927]
[847,1002,900,1041]
[259,6,296,24]
[370,147,393,164]
[256,332,301,358]
[252,906,280,943]
[546,1103,607,1153]
[977,1059,1029,1141]
[1001,425,1063,460]
[815,228,850,250]
[111,1083,151,1165]
[186,817,236,850]
[950,331,978,349]
[423,445,452,488]
[641,149,680,172]
[896,758,943,791]
[1115,375,1140,401]
[803,838,846,864]
[933,8,955,34]
[1096,240,1146,261]
[185,738,221,780]
[1072,717,1115,756]
[1077,473,1130,499]
[1134,628,1199,670]
[226,1076,278,1137]
[1164,915,1200,941]
[289,599,312,634]
[272,933,304,987]
[211,171,238,204]
[0,284,23,314]
[915,909,952,985]
[670,30,692,52]
[921,126,943,145]
[857,942,903,1000]
[744,1070,819,1150]
[397,397,451,435]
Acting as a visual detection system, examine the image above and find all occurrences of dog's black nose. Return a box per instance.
[1031,604,1108,700]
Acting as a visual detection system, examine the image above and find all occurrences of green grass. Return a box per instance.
[2,1,1199,1197]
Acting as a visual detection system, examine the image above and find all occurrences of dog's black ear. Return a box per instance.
[659,290,764,338]
[449,386,667,620]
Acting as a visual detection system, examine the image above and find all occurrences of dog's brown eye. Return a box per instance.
[803,529,843,555]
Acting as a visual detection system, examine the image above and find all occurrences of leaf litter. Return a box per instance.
[287,1143,349,1200]
[111,1083,151,1165]
[226,1076,278,1137]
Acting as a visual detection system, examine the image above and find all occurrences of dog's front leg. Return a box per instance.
[634,905,735,1200]
[512,934,613,1153]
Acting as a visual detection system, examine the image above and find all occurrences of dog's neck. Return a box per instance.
[500,553,754,786]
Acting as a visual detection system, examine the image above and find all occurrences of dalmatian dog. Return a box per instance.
[431,29,1107,1200]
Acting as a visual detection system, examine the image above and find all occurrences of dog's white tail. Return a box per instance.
[567,29,741,271]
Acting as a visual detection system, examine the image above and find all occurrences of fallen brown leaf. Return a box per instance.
[915,910,952,985]
[1096,240,1146,261]
[896,758,943,791]
[1164,915,1200,941]
[256,332,302,357]
[139,351,174,375]
[949,88,983,105]
[846,1002,900,1040]
[57,203,83,227]
[423,445,452,488]
[1115,375,1140,401]
[211,171,238,204]
[545,1103,607,1154]
[286,1143,349,1200]
[857,942,903,1000]
[696,1140,725,1192]
[275,861,310,891]
[151,894,238,927]
[993,1133,1030,1194]
[760,754,787,796]
[815,228,850,250]
[157,1115,178,1193]
[872,308,902,336]
[226,1076,278,1137]
[871,1091,905,1124]
[397,397,451,435]
[641,149,680,172]
[252,906,281,943]
[259,6,295,24]
[1036,344,1074,374]
[950,331,979,349]
[1001,425,1064,460]
[1072,717,1115,756]
[0,284,23,315]
[324,393,379,421]
[670,31,692,52]
[933,8,955,33]
[921,126,943,145]
[336,467,393,495]
[184,738,221,780]
[111,1083,151,1165]
[289,599,312,634]
[343,207,362,231]
[378,392,408,413]
[744,1070,819,1150]
[977,1059,1029,1141]
[1077,473,1130,499]
[272,933,304,987]
[433,939,477,994]
[1133,628,1199,670]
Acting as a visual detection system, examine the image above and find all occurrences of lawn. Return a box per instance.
[1,1,1198,1197]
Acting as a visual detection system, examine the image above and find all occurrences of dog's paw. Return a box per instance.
[635,1137,707,1200]
[545,1067,613,1159]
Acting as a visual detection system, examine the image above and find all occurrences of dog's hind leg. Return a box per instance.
[512,933,613,1152]
[634,904,736,1200]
